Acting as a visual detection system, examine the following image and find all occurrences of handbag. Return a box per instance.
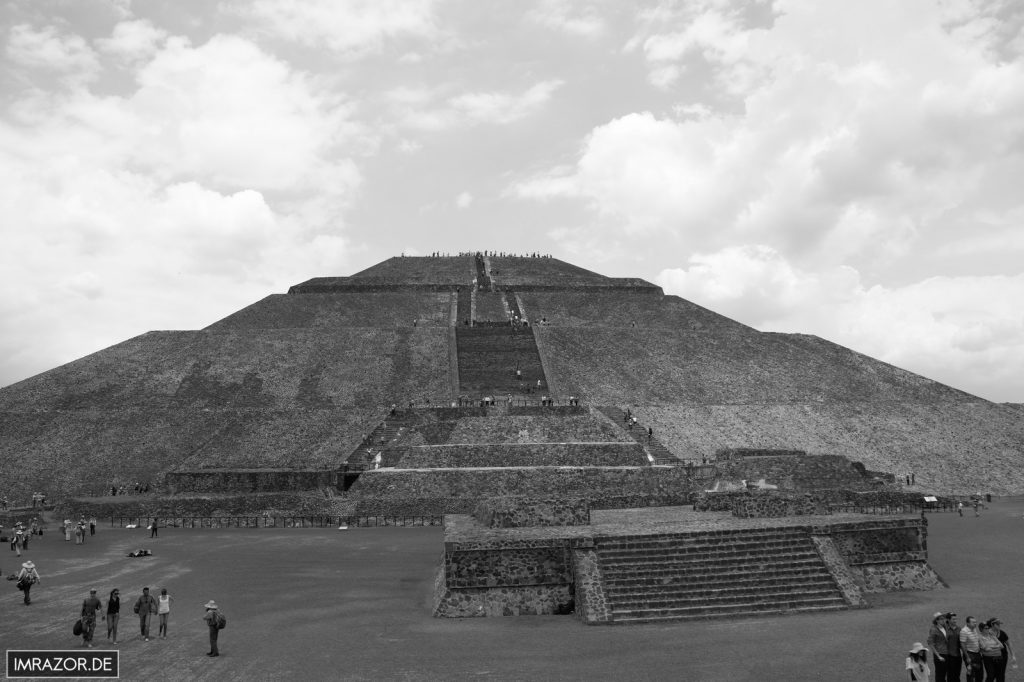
[73,619,83,636]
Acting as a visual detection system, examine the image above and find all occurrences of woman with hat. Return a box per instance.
[906,642,931,681]
[15,560,40,605]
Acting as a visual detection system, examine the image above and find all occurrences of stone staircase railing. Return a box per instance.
[594,527,848,623]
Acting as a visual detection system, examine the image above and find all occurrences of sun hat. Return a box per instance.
[204,600,218,609]
[933,612,944,620]
[909,643,928,655]
[22,561,34,569]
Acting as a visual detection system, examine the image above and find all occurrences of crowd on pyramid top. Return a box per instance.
[402,251,553,258]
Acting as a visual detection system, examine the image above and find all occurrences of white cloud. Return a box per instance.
[515,0,1024,275]
[95,19,168,64]
[0,31,366,388]
[393,80,565,130]
[527,0,607,38]
[657,246,1024,402]
[236,0,441,55]
[6,24,100,81]
[455,191,473,209]
[449,80,564,125]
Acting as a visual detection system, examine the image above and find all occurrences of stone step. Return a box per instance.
[603,564,833,588]
[598,527,810,544]
[600,548,821,568]
[600,556,829,580]
[604,569,837,591]
[610,601,849,624]
[606,580,841,604]
[598,538,813,558]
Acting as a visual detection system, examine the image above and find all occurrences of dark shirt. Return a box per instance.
[106,597,120,614]
[136,594,158,615]
[998,630,1010,659]
[81,596,102,619]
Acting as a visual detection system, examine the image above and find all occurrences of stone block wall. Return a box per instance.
[391,443,646,468]
[572,547,612,623]
[164,470,337,494]
[714,454,881,491]
[62,491,349,518]
[811,518,943,594]
[435,532,576,617]
[472,497,590,527]
[350,467,709,516]
[715,448,806,461]
[730,491,831,517]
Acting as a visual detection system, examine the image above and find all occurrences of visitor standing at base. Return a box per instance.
[988,618,1016,681]
[134,587,158,641]
[961,616,983,682]
[157,588,172,638]
[16,560,40,605]
[203,600,223,657]
[944,613,962,682]
[105,588,121,643]
[80,589,102,648]
[978,621,1004,682]
[906,642,932,681]
[929,612,952,682]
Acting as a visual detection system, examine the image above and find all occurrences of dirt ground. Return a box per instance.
[2,497,1022,681]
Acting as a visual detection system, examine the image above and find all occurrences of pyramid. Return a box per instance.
[1,253,1023,514]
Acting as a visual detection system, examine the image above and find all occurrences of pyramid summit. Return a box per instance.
[1,252,1023,511]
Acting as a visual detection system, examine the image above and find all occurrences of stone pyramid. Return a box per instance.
[1,253,1023,513]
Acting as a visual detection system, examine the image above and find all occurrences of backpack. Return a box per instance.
[216,612,226,630]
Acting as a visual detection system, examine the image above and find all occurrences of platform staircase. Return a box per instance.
[596,407,677,465]
[595,527,849,623]
[456,326,548,395]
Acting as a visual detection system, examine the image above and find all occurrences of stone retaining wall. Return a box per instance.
[164,470,337,494]
[62,492,350,518]
[351,467,709,515]
[713,454,884,491]
[730,491,830,517]
[472,497,590,527]
[391,443,646,468]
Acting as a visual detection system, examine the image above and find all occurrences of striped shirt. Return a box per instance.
[960,626,981,654]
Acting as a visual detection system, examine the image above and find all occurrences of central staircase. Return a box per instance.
[595,527,848,623]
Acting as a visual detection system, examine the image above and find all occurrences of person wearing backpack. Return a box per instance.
[202,600,225,657]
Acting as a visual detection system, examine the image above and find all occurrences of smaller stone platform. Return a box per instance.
[433,506,945,623]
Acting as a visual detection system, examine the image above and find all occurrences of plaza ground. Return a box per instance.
[2,497,1023,681]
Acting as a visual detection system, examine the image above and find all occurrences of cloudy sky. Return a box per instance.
[2,0,1023,403]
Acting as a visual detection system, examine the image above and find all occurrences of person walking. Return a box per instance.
[157,588,172,639]
[907,642,932,681]
[149,517,158,539]
[12,527,23,556]
[16,560,40,605]
[105,588,121,644]
[988,618,1016,682]
[89,517,97,537]
[929,612,953,682]
[80,589,102,648]
[134,587,158,641]
[63,519,72,542]
[203,600,223,657]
